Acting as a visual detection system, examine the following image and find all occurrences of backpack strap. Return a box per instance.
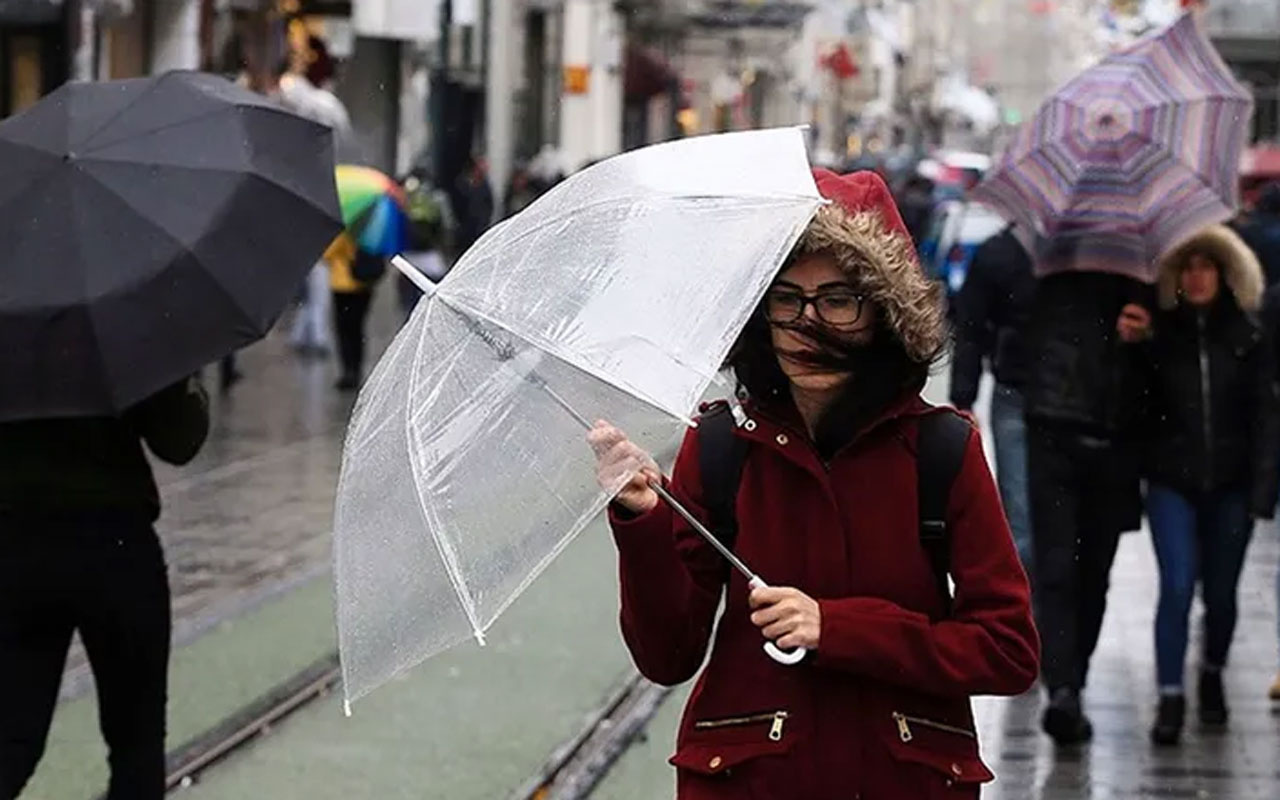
[697,403,750,553]
[916,410,972,612]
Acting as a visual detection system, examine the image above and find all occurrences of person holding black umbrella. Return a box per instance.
[0,72,343,799]
[0,379,209,798]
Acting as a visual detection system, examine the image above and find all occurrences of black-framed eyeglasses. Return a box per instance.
[764,288,866,327]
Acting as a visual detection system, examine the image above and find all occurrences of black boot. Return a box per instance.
[1199,669,1228,726]
[1042,686,1093,745]
[1150,694,1185,746]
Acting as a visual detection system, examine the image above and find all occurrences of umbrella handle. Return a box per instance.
[748,577,809,666]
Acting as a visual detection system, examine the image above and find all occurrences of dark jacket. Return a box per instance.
[451,171,495,254]
[1022,270,1154,436]
[1234,205,1280,286]
[1138,226,1279,517]
[0,377,210,520]
[1262,282,1280,381]
[949,227,1035,409]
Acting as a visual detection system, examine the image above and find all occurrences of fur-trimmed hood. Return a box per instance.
[1158,225,1263,312]
[800,170,947,363]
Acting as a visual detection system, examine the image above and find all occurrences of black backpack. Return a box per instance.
[351,250,387,283]
[698,404,970,611]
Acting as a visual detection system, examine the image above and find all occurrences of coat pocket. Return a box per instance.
[670,708,799,800]
[883,711,994,790]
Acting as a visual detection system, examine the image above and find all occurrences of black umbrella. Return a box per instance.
[0,70,343,421]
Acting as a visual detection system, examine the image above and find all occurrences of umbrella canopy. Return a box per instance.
[972,12,1253,281]
[0,71,342,421]
[335,164,410,255]
[333,128,822,707]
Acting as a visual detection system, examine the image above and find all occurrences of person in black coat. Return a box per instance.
[950,225,1036,573]
[1022,261,1156,744]
[0,377,210,799]
[1235,182,1280,286]
[1261,280,1280,705]
[1136,225,1278,745]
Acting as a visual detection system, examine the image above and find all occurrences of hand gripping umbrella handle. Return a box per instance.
[647,482,808,667]
[747,577,810,666]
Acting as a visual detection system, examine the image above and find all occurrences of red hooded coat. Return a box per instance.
[608,171,1038,799]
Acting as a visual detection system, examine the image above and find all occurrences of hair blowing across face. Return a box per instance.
[728,296,931,458]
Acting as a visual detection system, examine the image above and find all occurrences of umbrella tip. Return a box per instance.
[392,255,438,296]
[343,699,352,718]
[474,629,488,648]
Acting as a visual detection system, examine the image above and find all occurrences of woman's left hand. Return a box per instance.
[749,586,821,650]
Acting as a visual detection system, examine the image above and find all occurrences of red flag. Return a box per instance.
[821,44,858,80]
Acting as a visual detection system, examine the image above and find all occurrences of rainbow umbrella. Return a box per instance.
[336,164,410,255]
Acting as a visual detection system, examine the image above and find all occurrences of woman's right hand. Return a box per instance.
[588,421,661,515]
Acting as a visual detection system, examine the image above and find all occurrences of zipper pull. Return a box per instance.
[893,712,913,743]
[769,711,787,742]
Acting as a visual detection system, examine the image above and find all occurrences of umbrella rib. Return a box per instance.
[440,294,697,426]
[0,130,65,159]
[476,490,611,642]
[79,103,310,158]
[397,302,662,644]
[0,140,65,222]
[76,159,340,322]
[75,156,340,230]
[441,195,820,422]
[72,76,167,154]
[452,194,820,279]
[405,306,489,647]
[73,166,266,336]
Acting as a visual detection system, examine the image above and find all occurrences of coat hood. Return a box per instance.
[1158,225,1264,312]
[800,170,947,363]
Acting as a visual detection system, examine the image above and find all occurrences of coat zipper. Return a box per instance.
[694,710,789,741]
[1198,311,1214,490]
[892,711,976,743]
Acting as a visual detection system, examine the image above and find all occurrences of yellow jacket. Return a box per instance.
[326,234,364,293]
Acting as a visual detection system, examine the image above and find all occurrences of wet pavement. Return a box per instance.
[976,521,1280,800]
[24,303,1280,798]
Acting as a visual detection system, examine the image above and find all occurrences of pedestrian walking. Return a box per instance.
[1023,268,1154,744]
[218,352,243,391]
[1135,226,1278,744]
[396,172,452,320]
[290,257,334,356]
[327,233,381,391]
[896,174,935,246]
[1235,183,1280,286]
[950,224,1036,574]
[1263,281,1280,704]
[450,155,495,258]
[0,377,210,800]
[590,171,1038,799]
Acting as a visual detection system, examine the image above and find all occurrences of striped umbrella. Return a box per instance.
[335,164,410,256]
[972,13,1253,282]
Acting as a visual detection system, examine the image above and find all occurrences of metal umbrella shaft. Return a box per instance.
[392,256,807,665]
[647,481,757,582]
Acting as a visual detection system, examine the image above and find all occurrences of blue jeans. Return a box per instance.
[991,384,1033,577]
[1146,483,1253,690]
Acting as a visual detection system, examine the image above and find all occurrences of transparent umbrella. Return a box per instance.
[333,128,823,710]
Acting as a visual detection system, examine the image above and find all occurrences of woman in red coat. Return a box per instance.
[588,170,1039,799]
